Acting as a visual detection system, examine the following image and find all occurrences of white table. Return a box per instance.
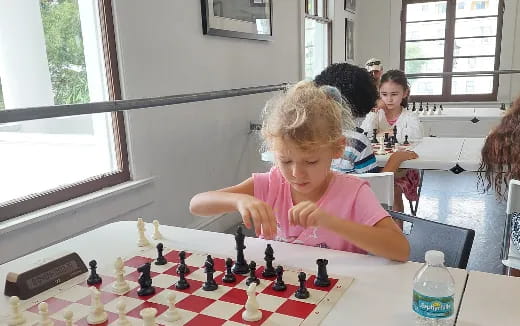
[417,107,503,122]
[456,271,520,326]
[375,137,485,172]
[0,221,469,325]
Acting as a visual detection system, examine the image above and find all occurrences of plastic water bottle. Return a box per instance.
[412,250,455,326]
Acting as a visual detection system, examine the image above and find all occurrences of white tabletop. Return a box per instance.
[0,221,468,325]
[457,138,486,171]
[456,271,520,326]
[375,137,481,171]
[416,107,503,122]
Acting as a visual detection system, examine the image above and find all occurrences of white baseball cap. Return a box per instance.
[365,58,383,72]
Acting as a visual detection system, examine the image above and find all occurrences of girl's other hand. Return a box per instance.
[389,150,418,164]
[289,201,332,228]
[236,196,277,239]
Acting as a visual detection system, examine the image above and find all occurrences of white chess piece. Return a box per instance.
[242,283,262,322]
[87,287,108,324]
[163,293,181,322]
[7,296,25,326]
[152,219,163,240]
[63,310,74,326]
[38,302,54,326]
[376,136,386,155]
[112,257,130,294]
[116,298,131,326]
[137,217,151,247]
[140,308,157,326]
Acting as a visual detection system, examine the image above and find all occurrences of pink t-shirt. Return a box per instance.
[253,167,389,254]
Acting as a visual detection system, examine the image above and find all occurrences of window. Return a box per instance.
[304,0,331,79]
[401,0,504,101]
[0,0,129,221]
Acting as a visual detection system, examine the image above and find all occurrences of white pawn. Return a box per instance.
[137,217,151,247]
[152,219,163,240]
[87,287,108,324]
[63,310,74,326]
[112,257,130,294]
[140,308,157,326]
[116,299,131,326]
[163,293,181,322]
[242,283,262,322]
[8,296,25,326]
[38,302,54,326]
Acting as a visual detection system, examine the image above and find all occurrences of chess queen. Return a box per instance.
[190,81,410,262]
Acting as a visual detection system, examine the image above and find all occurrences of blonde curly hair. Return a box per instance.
[261,81,354,153]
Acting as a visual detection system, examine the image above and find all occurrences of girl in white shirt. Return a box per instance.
[361,70,423,212]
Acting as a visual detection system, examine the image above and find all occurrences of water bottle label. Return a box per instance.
[413,290,454,319]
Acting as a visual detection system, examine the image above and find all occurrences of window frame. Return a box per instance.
[304,0,333,73]
[0,0,130,221]
[400,0,505,102]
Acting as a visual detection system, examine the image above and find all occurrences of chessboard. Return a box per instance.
[6,245,353,325]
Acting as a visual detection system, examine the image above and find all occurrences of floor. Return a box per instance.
[225,170,507,274]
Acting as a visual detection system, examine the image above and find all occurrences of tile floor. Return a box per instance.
[225,170,507,274]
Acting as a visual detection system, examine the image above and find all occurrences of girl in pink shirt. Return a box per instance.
[190,81,409,261]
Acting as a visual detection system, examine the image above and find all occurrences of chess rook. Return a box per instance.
[314,258,331,287]
[140,307,157,326]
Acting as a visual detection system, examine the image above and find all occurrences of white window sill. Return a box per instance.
[0,177,155,236]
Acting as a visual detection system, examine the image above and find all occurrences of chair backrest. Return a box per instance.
[389,210,475,269]
[356,172,394,209]
[501,179,520,269]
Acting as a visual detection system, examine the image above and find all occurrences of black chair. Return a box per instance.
[389,210,475,269]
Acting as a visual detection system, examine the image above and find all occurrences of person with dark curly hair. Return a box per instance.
[314,63,380,174]
[479,96,520,199]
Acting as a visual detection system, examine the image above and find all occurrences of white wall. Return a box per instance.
[354,0,520,103]
[0,0,300,263]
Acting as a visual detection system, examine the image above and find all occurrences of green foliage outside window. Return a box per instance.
[40,0,89,105]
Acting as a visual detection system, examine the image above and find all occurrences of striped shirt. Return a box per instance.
[332,128,379,174]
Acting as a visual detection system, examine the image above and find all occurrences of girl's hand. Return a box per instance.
[389,150,418,164]
[372,99,387,112]
[236,195,277,239]
[289,201,333,228]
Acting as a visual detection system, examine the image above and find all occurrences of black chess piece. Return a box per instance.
[425,102,429,112]
[384,132,389,144]
[246,261,260,286]
[371,129,378,143]
[393,125,398,143]
[272,266,286,291]
[137,262,155,296]
[440,104,444,112]
[412,102,416,112]
[433,104,437,112]
[176,251,190,274]
[314,259,331,287]
[222,258,236,283]
[500,103,506,111]
[294,272,310,299]
[203,255,218,291]
[87,260,102,285]
[403,135,410,145]
[262,244,276,278]
[419,101,423,111]
[175,264,190,290]
[385,138,393,149]
[364,131,368,137]
[155,243,167,265]
[232,226,250,274]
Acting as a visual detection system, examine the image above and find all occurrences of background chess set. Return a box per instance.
[3,223,354,325]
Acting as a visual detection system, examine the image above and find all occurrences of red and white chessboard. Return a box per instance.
[10,246,353,326]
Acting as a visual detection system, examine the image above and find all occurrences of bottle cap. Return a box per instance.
[425,250,444,265]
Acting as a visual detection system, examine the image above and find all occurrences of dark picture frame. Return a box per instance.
[201,0,273,41]
[345,18,354,61]
[344,0,356,13]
